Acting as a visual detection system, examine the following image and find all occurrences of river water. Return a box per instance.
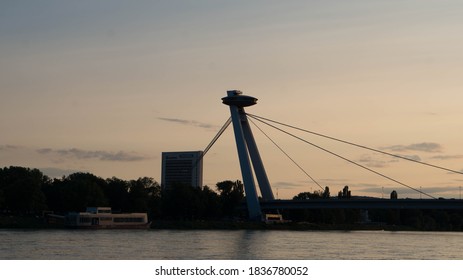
[1,229,462,259]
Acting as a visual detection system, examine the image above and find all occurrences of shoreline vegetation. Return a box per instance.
[0,215,445,232]
[1,166,463,231]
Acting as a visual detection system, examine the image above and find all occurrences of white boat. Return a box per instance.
[63,207,151,229]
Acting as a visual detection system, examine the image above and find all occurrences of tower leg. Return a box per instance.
[240,112,275,201]
[228,106,262,220]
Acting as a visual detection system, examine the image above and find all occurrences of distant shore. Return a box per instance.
[0,214,443,231]
[149,220,419,231]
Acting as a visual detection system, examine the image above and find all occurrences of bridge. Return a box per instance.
[209,90,463,220]
[260,198,463,210]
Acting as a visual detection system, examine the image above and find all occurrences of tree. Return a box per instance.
[162,182,204,220]
[216,180,244,217]
[338,186,351,199]
[323,186,330,199]
[198,186,222,220]
[293,191,323,200]
[104,177,130,212]
[128,177,160,213]
[47,172,108,212]
[0,166,47,213]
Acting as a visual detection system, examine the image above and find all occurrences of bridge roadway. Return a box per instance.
[259,198,463,210]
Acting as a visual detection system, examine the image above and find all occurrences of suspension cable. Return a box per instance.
[203,117,231,156]
[249,118,325,191]
[248,114,437,199]
[248,113,463,176]
[194,117,232,168]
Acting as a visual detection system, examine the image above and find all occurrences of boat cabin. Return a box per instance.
[64,207,150,229]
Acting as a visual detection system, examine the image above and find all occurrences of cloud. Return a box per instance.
[381,142,442,153]
[430,155,463,160]
[396,154,422,161]
[37,148,150,162]
[357,155,388,168]
[319,178,352,184]
[356,153,422,168]
[0,144,20,151]
[273,181,308,189]
[158,117,220,130]
[37,148,52,153]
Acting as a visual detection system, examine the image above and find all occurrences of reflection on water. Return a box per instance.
[1,229,462,259]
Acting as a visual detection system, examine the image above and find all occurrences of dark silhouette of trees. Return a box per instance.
[162,183,201,220]
[128,177,161,220]
[0,166,47,214]
[0,166,220,221]
[323,186,330,199]
[128,177,153,212]
[292,187,331,200]
[200,185,222,219]
[103,177,130,212]
[2,165,463,230]
[161,183,221,220]
[293,191,322,200]
[216,180,244,217]
[44,172,108,212]
[338,186,351,198]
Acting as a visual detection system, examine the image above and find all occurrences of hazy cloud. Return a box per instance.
[0,144,20,151]
[358,155,388,168]
[356,152,421,169]
[273,181,308,189]
[359,186,403,194]
[37,148,52,154]
[396,154,422,161]
[381,142,442,153]
[356,153,422,168]
[158,117,220,130]
[37,148,150,162]
[319,178,352,184]
[430,155,463,160]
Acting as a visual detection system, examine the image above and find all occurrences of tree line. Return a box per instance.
[287,186,463,230]
[0,166,245,221]
[1,166,462,230]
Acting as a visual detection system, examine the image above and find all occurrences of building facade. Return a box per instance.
[161,151,203,189]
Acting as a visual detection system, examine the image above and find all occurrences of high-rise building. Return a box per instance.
[161,151,203,189]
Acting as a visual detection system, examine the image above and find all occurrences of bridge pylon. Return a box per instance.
[222,90,275,220]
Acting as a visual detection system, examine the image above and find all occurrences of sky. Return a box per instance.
[1,0,463,199]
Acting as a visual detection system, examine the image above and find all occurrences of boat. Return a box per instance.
[62,207,151,229]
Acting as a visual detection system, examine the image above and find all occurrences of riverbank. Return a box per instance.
[149,219,417,231]
[0,215,51,229]
[0,214,423,231]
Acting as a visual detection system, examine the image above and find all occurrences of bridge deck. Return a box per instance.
[260,199,463,210]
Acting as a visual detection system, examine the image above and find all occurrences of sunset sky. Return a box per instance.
[2,0,463,199]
